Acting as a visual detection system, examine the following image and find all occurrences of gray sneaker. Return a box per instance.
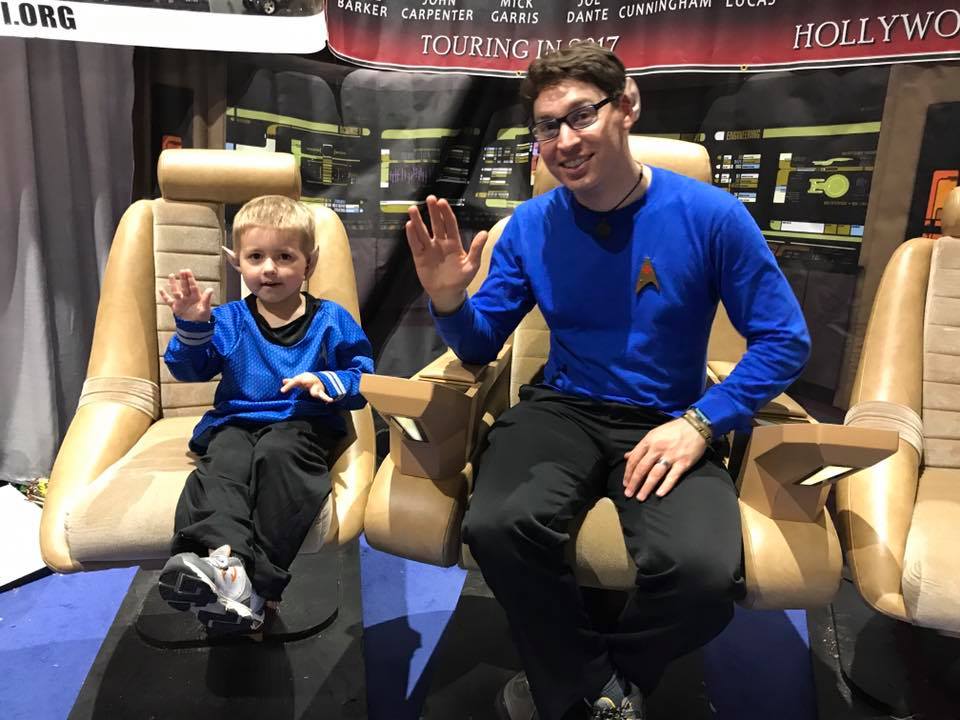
[159,545,265,632]
[495,671,539,720]
[589,688,646,720]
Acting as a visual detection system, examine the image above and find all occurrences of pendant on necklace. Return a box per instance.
[595,219,611,238]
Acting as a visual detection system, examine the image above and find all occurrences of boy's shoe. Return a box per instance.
[495,671,538,720]
[158,545,265,632]
[588,688,646,720]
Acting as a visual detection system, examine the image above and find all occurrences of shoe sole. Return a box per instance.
[198,605,263,635]
[158,556,217,611]
[159,556,264,634]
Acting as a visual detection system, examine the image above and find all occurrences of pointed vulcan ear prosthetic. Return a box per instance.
[223,245,240,271]
[305,246,320,280]
[624,77,641,124]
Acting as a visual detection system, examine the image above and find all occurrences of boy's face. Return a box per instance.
[231,227,314,305]
[533,78,632,199]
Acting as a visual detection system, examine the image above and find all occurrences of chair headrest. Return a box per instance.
[532,135,711,196]
[943,186,960,238]
[158,149,301,204]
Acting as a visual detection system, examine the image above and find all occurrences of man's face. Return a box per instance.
[532,79,632,199]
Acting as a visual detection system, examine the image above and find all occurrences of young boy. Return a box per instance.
[157,195,373,632]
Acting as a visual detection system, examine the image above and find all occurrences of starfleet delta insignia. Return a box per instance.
[635,257,660,294]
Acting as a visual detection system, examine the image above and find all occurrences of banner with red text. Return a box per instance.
[326,0,960,76]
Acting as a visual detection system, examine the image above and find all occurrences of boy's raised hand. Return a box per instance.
[280,373,334,402]
[406,195,488,314]
[159,269,214,323]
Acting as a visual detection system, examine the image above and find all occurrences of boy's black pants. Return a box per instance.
[171,418,337,600]
[462,385,745,720]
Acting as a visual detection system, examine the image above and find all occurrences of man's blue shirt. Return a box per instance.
[432,167,810,435]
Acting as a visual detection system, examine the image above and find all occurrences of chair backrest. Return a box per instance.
[153,150,302,417]
[847,186,960,470]
[921,187,960,468]
[478,135,744,405]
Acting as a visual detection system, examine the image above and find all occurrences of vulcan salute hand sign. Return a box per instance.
[406,195,489,314]
[159,269,214,323]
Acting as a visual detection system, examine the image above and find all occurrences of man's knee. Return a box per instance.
[671,547,742,602]
[464,500,553,565]
[636,543,742,603]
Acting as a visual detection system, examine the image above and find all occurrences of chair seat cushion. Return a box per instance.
[65,417,200,563]
[65,416,331,564]
[902,467,960,632]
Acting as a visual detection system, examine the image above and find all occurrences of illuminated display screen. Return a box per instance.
[707,122,881,254]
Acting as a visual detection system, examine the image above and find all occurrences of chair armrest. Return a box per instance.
[364,454,472,566]
[737,423,899,522]
[834,440,920,621]
[327,406,377,547]
[40,401,154,572]
[359,344,512,479]
[415,348,491,385]
[360,345,512,566]
[737,424,898,609]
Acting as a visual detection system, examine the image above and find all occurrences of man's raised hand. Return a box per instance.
[158,269,214,323]
[406,195,489,314]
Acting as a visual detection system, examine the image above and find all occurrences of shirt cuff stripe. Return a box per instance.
[175,331,214,346]
[321,371,346,398]
[176,328,215,339]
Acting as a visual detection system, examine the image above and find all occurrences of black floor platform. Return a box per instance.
[808,577,960,720]
[69,543,366,720]
[420,571,715,720]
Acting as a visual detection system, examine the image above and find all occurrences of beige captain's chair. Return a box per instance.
[839,186,960,633]
[40,149,375,574]
[360,135,897,610]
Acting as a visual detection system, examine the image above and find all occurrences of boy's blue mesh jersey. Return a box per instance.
[164,298,373,452]
[432,167,811,436]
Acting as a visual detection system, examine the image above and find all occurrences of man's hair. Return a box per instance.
[233,195,315,254]
[521,44,627,109]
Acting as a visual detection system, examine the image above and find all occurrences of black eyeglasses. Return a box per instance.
[530,95,620,143]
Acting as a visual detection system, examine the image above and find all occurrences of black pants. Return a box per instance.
[171,419,337,600]
[462,386,745,720]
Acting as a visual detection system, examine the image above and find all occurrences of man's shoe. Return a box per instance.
[159,545,265,632]
[495,671,539,720]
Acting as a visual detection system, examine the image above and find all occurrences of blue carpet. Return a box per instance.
[704,607,816,720]
[0,567,137,720]
[359,536,467,720]
[0,542,816,719]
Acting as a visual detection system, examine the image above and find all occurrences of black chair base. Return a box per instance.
[809,575,960,719]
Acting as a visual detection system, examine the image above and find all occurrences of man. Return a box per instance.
[405,44,810,720]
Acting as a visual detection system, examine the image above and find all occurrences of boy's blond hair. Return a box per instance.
[233,195,315,254]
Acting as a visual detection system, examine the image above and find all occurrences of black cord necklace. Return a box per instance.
[594,162,645,238]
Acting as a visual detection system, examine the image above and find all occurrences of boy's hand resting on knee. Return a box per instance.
[159,269,214,323]
[623,419,708,502]
[280,373,334,402]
